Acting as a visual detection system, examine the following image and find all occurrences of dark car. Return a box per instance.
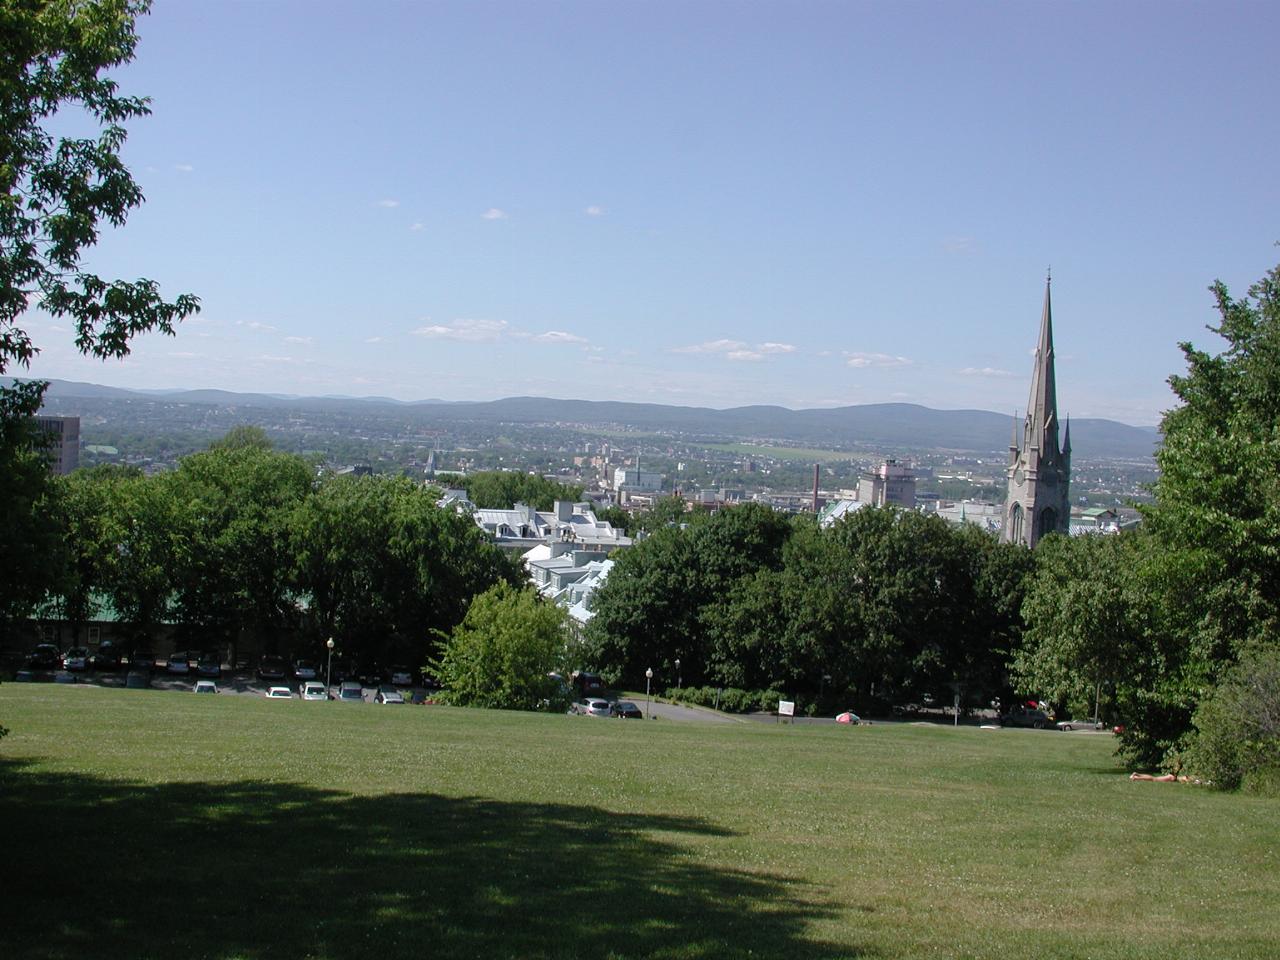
[129,649,156,672]
[62,647,90,671]
[612,701,643,719]
[257,655,288,681]
[195,652,222,678]
[1001,705,1054,729]
[27,644,60,670]
[358,662,383,687]
[165,651,191,675]
[90,644,123,672]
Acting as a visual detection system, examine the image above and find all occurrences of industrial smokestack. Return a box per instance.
[812,463,820,512]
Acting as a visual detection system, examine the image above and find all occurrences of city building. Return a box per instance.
[613,467,664,494]
[32,415,80,474]
[857,459,916,508]
[1003,277,1071,547]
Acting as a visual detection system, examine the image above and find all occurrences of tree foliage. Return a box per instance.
[1,0,199,425]
[290,474,519,662]
[584,503,1028,708]
[1185,643,1280,793]
[433,582,570,711]
[460,471,582,511]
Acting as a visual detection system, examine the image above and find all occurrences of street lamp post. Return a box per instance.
[645,667,653,719]
[326,638,335,698]
[675,658,681,689]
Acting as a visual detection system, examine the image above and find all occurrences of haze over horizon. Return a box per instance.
[21,1,1280,428]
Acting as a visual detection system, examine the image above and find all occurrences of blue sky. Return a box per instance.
[24,0,1280,426]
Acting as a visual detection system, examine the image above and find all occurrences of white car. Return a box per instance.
[374,685,404,704]
[265,686,293,699]
[581,697,613,717]
[336,681,364,702]
[300,681,327,701]
[193,680,218,694]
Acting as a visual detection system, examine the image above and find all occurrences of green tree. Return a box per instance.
[168,439,314,658]
[1122,258,1280,767]
[1185,643,1280,792]
[461,471,583,511]
[433,582,570,711]
[0,419,64,638]
[1,0,198,427]
[291,474,518,663]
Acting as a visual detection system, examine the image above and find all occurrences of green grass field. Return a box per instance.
[2,685,1276,960]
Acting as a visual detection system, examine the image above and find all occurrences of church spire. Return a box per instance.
[1024,274,1060,460]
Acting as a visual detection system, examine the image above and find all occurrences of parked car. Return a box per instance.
[125,671,151,689]
[257,655,287,681]
[612,701,643,719]
[579,697,613,717]
[1001,705,1054,729]
[165,651,191,675]
[572,671,606,696]
[358,662,383,686]
[196,652,222,678]
[293,658,318,680]
[300,681,327,701]
[61,647,90,671]
[265,686,293,699]
[374,685,405,705]
[388,665,414,687]
[89,644,123,672]
[336,681,364,703]
[27,644,60,670]
[1056,718,1104,731]
[129,649,156,672]
[193,680,218,694]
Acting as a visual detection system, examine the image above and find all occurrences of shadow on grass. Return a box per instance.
[0,759,862,960]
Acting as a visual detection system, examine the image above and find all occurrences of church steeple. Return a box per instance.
[1023,274,1060,462]
[1004,275,1071,547]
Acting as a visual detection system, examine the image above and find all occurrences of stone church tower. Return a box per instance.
[1003,277,1071,547]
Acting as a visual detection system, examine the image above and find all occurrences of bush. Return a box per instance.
[1185,644,1280,793]
[663,685,785,714]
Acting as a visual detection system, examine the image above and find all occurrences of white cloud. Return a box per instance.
[365,336,385,343]
[672,339,748,355]
[169,351,198,359]
[412,318,509,342]
[943,236,977,254]
[959,366,1016,378]
[409,222,425,232]
[375,199,400,208]
[252,354,299,363]
[480,208,508,220]
[236,320,279,333]
[584,205,605,216]
[675,339,797,362]
[533,330,588,345]
[284,336,313,345]
[845,351,913,369]
[174,163,194,173]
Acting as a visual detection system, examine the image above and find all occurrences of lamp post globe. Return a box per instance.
[325,638,335,696]
[675,658,681,689]
[645,667,654,719]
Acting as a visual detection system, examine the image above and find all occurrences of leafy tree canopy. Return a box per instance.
[433,582,570,711]
[1,0,199,426]
[460,471,582,511]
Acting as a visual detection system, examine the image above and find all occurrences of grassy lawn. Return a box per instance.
[1,685,1276,960]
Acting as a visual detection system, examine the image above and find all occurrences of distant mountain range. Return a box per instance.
[22,378,1161,460]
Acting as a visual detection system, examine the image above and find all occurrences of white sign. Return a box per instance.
[778,700,795,717]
